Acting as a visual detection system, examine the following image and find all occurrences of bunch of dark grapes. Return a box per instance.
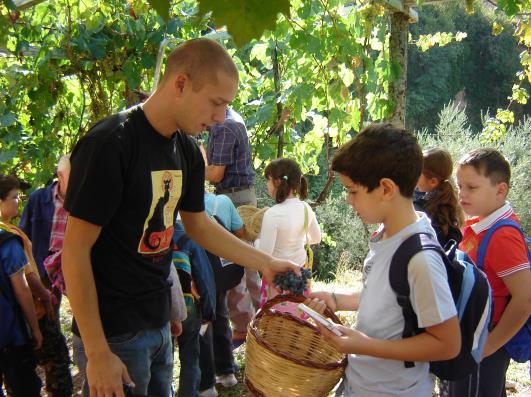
[273,269,312,295]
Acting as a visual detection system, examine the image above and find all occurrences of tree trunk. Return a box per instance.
[389,12,409,128]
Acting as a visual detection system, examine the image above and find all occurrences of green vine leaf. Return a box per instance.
[2,0,16,11]
[147,0,169,22]
[198,0,290,46]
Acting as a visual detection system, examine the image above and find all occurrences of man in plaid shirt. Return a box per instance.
[204,108,261,347]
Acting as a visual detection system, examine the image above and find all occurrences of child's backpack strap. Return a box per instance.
[476,218,530,270]
[389,232,444,368]
[476,218,531,363]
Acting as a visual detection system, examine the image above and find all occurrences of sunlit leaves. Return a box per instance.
[147,0,169,21]
[414,31,468,52]
[198,0,290,47]
[511,84,528,104]
[492,21,504,36]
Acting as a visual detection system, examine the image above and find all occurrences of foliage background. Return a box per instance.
[2,0,528,187]
[1,0,529,277]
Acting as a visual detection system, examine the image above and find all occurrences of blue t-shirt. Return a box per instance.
[204,193,243,233]
[0,232,29,347]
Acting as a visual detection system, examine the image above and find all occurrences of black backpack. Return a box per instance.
[389,232,492,381]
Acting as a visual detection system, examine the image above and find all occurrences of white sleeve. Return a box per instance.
[408,250,457,328]
[307,206,321,245]
[256,208,277,256]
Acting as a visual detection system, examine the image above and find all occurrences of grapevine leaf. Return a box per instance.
[198,0,290,47]
[147,0,169,22]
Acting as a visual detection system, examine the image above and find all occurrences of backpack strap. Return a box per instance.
[303,204,314,271]
[389,232,445,368]
[0,231,20,300]
[212,195,219,217]
[476,218,529,270]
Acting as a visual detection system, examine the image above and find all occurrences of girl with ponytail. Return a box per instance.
[414,148,465,248]
[257,158,321,314]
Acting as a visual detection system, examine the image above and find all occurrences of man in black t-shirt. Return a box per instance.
[62,38,300,397]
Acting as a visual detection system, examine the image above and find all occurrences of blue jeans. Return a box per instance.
[75,323,173,397]
[176,303,201,397]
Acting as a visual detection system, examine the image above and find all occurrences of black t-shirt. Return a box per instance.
[65,106,205,337]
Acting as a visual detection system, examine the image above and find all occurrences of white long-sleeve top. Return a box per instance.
[257,198,321,266]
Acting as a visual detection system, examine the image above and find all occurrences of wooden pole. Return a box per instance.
[389,12,409,128]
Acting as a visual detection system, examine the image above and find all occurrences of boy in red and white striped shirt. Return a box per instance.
[451,148,531,397]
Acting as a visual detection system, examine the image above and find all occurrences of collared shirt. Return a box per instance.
[207,109,255,190]
[49,183,68,253]
[460,202,529,324]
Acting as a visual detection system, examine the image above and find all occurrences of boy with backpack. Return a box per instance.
[450,148,531,397]
[306,123,461,397]
[173,219,216,397]
[198,192,246,397]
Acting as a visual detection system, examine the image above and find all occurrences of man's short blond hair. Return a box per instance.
[162,38,238,90]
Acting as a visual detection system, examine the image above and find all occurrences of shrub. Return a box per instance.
[253,105,529,281]
[418,103,530,233]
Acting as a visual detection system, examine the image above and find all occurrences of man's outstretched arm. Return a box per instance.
[180,210,300,282]
[62,216,133,397]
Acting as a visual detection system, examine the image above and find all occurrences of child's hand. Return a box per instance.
[307,292,337,312]
[32,328,43,350]
[316,323,368,355]
[171,320,183,337]
[304,297,329,314]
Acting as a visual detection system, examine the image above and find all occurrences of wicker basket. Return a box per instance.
[244,295,347,397]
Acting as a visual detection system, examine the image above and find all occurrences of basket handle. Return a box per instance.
[258,294,343,325]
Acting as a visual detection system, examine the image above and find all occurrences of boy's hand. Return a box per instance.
[307,292,337,312]
[316,323,367,355]
[261,257,300,284]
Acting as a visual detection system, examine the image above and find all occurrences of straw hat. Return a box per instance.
[237,205,269,242]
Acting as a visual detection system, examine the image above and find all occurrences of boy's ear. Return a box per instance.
[496,181,509,198]
[379,178,397,199]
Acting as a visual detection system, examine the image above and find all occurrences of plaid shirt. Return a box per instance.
[207,109,255,190]
[49,183,68,252]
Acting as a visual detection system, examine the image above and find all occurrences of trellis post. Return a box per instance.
[389,12,410,128]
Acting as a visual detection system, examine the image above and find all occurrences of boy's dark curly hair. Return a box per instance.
[332,123,422,198]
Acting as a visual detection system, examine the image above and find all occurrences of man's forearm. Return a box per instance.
[62,248,109,358]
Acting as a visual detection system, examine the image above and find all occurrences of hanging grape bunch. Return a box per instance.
[273,269,312,295]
